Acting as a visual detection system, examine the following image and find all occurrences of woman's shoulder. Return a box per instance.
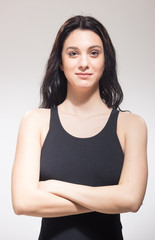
[20,108,51,130]
[22,108,50,118]
[118,110,147,134]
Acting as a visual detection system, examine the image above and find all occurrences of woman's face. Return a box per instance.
[61,29,105,91]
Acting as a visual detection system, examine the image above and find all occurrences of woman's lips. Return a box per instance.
[75,73,93,79]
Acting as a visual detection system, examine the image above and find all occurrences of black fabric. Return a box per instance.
[38,106,124,240]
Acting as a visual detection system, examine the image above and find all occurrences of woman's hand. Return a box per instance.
[38,180,54,192]
[38,179,69,195]
[38,180,89,201]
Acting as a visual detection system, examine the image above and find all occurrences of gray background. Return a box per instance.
[0,0,155,239]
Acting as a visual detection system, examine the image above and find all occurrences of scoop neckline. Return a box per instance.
[55,106,115,140]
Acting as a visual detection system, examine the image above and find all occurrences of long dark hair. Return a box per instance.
[39,15,123,109]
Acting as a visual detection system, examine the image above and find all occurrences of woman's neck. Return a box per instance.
[59,86,110,119]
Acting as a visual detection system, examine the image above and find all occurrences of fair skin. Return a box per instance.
[11,29,148,218]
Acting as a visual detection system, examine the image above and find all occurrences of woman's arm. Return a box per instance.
[39,113,148,214]
[11,109,92,218]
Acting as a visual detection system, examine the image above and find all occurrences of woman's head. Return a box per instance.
[61,29,105,92]
[40,15,123,108]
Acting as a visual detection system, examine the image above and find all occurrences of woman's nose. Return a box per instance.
[78,55,89,70]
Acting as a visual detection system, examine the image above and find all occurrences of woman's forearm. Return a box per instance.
[43,180,142,214]
[13,189,93,218]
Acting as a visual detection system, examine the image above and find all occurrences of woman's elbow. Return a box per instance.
[127,197,143,213]
[12,200,26,215]
[14,207,23,215]
[130,202,142,213]
[12,193,37,216]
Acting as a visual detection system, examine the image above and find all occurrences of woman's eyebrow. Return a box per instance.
[66,45,103,51]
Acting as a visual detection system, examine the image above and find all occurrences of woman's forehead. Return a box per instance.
[63,29,103,50]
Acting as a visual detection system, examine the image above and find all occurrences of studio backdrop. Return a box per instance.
[0,0,154,239]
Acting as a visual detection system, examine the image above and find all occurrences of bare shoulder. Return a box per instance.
[22,108,50,119]
[20,108,50,130]
[118,111,147,136]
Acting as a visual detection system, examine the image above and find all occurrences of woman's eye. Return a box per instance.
[68,51,99,57]
[68,52,78,57]
[91,51,99,56]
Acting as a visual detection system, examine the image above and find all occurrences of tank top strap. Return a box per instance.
[107,108,119,134]
[49,106,58,130]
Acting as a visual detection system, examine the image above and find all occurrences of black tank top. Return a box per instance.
[39,106,124,240]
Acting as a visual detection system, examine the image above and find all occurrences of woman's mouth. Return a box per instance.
[75,73,93,79]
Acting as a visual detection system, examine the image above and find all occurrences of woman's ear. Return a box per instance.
[59,64,64,71]
[59,60,64,71]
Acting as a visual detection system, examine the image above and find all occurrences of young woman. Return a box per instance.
[11,15,148,239]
